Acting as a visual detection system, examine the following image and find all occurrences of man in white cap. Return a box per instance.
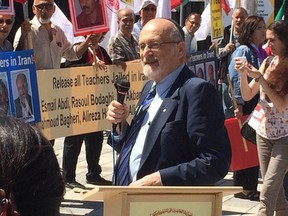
[132,0,157,41]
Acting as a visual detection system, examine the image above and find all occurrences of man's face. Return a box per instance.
[118,11,134,35]
[139,19,185,83]
[33,0,55,24]
[232,9,247,31]
[0,87,7,105]
[0,14,14,42]
[79,0,96,15]
[16,78,28,100]
[184,14,201,36]
[139,4,157,26]
[208,65,214,79]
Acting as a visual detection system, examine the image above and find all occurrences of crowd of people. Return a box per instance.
[0,0,287,215]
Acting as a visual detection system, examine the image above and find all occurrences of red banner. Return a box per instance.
[225,116,259,171]
[171,0,182,9]
[14,0,27,4]
[221,0,231,16]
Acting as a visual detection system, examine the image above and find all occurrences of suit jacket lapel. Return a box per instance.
[138,65,194,170]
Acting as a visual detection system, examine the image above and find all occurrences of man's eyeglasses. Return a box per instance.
[0,18,13,25]
[139,41,180,51]
[186,19,200,27]
[34,3,54,11]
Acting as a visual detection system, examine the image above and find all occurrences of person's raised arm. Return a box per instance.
[14,19,31,51]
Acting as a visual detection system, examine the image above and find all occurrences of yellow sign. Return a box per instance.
[36,61,147,140]
[210,0,223,40]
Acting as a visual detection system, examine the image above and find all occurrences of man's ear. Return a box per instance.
[32,5,37,15]
[52,4,56,14]
[177,41,186,59]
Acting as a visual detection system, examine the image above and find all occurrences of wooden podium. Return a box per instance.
[81,186,241,216]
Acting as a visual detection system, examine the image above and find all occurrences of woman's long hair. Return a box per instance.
[266,21,288,97]
[0,117,65,216]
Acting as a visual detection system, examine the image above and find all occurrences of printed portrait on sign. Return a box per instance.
[205,61,216,87]
[0,73,11,116]
[188,65,195,75]
[11,70,34,121]
[195,63,205,80]
[0,0,14,14]
[68,0,109,36]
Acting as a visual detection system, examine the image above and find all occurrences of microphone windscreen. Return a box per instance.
[114,78,130,94]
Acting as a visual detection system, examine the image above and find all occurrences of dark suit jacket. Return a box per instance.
[14,95,33,118]
[117,65,231,186]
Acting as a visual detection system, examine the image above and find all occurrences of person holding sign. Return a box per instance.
[218,7,248,118]
[106,18,231,186]
[182,12,201,65]
[235,20,288,216]
[77,0,104,29]
[0,13,14,52]
[13,0,99,70]
[63,33,112,189]
[228,15,267,201]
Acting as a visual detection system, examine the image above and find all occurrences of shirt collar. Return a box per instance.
[32,16,57,31]
[153,64,185,98]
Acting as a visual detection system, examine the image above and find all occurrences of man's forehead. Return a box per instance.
[0,14,13,19]
[34,0,54,4]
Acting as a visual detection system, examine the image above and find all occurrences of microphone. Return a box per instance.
[113,78,130,131]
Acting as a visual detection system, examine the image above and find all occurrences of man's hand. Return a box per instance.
[225,43,235,53]
[129,172,162,186]
[106,100,129,124]
[85,34,102,47]
[20,19,31,37]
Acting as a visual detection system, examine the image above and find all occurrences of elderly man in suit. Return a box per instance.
[107,18,231,186]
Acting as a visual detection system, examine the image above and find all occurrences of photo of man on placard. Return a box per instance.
[0,74,10,116]
[68,0,109,36]
[12,71,34,119]
[195,63,205,80]
[77,0,104,28]
[205,62,216,87]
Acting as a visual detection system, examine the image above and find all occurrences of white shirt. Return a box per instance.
[183,26,197,63]
[129,64,184,181]
[13,16,79,70]
[132,20,142,42]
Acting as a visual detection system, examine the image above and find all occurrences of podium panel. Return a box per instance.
[81,186,241,216]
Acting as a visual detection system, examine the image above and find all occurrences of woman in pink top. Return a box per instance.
[235,20,288,216]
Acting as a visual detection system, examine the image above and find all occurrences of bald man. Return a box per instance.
[108,8,139,71]
[107,18,231,186]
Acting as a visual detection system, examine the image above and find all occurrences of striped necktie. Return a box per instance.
[114,85,156,185]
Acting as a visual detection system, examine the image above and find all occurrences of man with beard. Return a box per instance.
[77,0,104,29]
[0,13,14,52]
[14,73,33,118]
[13,0,98,70]
[106,18,231,186]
